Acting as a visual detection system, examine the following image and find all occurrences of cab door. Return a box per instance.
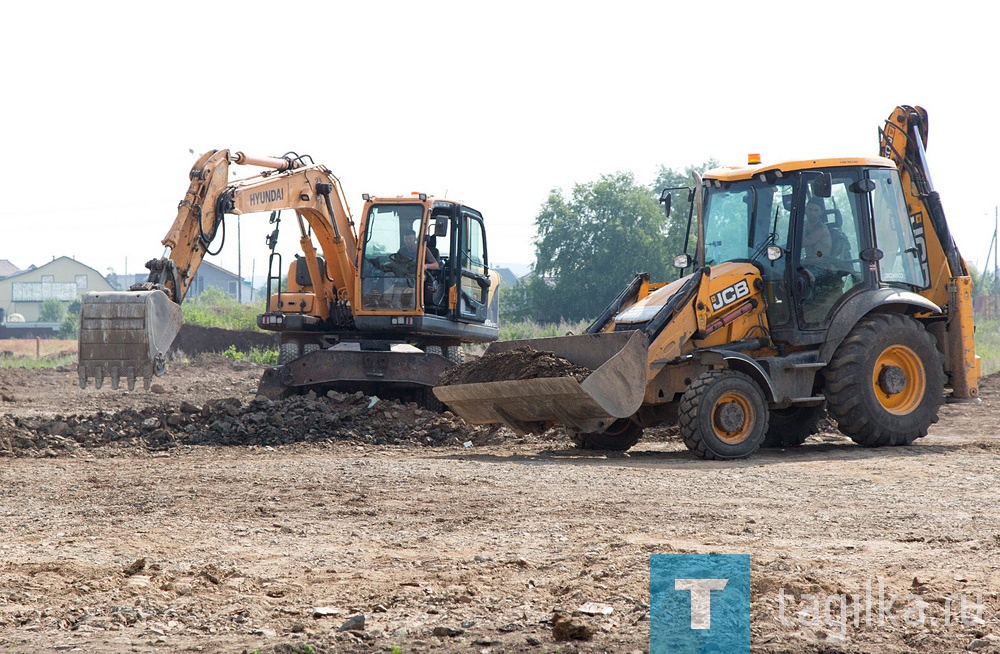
[456,208,492,322]
[790,171,870,329]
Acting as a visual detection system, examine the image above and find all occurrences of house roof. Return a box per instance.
[1,256,107,284]
[493,267,521,288]
[196,259,244,280]
[0,259,19,278]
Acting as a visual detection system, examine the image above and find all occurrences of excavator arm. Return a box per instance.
[78,150,359,390]
[880,105,979,400]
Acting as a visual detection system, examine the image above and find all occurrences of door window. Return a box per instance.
[870,169,928,288]
[796,173,866,326]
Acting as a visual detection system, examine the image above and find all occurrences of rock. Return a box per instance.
[578,601,614,615]
[312,606,341,618]
[123,558,146,576]
[967,638,990,651]
[338,614,365,632]
[432,626,464,637]
[179,401,201,414]
[552,612,593,642]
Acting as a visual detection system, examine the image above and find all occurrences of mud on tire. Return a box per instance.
[824,313,944,447]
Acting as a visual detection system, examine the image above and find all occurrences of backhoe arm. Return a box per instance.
[880,105,979,400]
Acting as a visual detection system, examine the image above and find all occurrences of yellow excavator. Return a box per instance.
[78,150,500,401]
[435,105,978,458]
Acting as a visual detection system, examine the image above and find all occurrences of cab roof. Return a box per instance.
[703,156,896,182]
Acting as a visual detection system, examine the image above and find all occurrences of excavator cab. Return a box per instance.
[353,196,499,338]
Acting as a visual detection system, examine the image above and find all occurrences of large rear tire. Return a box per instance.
[824,313,944,447]
[761,404,824,448]
[571,419,642,451]
[679,369,769,459]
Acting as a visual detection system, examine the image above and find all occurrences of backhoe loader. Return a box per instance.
[78,150,499,401]
[435,105,978,458]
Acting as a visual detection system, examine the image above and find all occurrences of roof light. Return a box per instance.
[748,153,761,165]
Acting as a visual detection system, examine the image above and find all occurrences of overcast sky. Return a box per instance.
[3,1,999,285]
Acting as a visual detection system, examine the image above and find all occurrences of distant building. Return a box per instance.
[0,256,115,323]
[0,259,20,280]
[119,260,255,303]
[493,267,521,290]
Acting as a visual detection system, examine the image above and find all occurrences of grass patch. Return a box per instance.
[0,353,77,369]
[500,318,591,342]
[973,318,1000,376]
[181,287,265,331]
[221,345,278,365]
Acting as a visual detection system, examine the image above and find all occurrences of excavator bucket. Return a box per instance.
[77,290,183,390]
[433,330,648,434]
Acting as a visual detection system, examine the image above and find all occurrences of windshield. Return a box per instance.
[359,203,425,311]
[702,179,792,265]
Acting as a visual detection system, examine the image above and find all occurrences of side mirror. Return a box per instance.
[673,253,690,269]
[811,173,833,198]
[860,247,884,262]
[659,189,672,218]
[434,216,448,237]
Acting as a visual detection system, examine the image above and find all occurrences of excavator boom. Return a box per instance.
[78,150,359,390]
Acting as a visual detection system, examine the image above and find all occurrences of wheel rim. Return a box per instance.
[712,392,753,443]
[872,344,925,415]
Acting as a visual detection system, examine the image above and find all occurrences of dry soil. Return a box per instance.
[1,355,999,654]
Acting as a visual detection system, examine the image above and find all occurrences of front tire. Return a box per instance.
[824,313,944,447]
[679,369,769,459]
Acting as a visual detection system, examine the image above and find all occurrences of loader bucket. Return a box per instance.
[77,290,183,390]
[433,330,648,434]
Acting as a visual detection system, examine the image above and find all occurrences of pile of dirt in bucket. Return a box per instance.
[438,346,592,385]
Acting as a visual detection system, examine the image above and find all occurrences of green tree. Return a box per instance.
[39,298,66,323]
[529,172,673,322]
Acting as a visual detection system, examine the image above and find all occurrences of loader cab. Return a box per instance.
[698,159,928,346]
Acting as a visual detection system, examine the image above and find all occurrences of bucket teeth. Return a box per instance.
[76,289,182,392]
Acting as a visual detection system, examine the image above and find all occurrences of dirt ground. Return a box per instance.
[1,355,999,654]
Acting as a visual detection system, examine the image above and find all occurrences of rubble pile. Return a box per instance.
[0,390,506,457]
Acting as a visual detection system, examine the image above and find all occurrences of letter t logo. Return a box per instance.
[675,578,729,629]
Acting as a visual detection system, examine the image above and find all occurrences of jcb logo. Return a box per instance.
[710,280,751,311]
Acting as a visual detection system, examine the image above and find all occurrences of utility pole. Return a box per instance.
[983,205,1000,292]
[237,216,243,303]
